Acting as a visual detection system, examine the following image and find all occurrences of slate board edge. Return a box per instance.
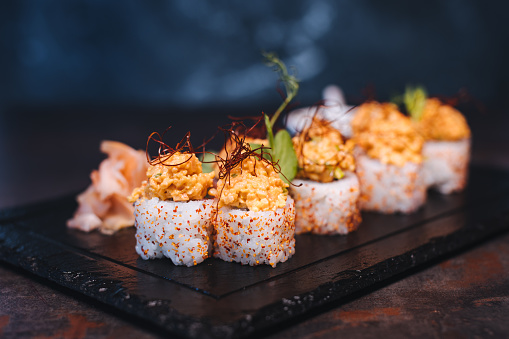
[245,209,509,338]
[1,201,509,339]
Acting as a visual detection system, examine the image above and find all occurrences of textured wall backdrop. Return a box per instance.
[1,0,508,111]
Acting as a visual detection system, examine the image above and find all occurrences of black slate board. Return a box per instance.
[1,165,509,339]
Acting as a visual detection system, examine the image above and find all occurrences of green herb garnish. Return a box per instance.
[262,53,299,184]
[264,114,275,149]
[249,142,272,161]
[263,52,300,128]
[334,167,344,180]
[403,85,428,121]
[154,173,162,178]
[199,152,217,173]
[272,129,298,183]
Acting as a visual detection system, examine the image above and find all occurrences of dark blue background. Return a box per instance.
[1,0,509,211]
[1,0,508,112]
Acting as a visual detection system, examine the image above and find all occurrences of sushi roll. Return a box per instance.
[209,134,296,268]
[128,135,215,267]
[290,116,361,235]
[412,98,471,194]
[352,102,427,214]
[131,198,214,266]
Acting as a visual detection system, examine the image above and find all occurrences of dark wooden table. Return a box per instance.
[1,106,508,338]
[1,232,508,338]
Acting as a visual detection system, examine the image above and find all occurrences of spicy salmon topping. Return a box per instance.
[352,101,423,166]
[414,98,471,141]
[293,117,355,182]
[209,155,288,212]
[129,152,214,202]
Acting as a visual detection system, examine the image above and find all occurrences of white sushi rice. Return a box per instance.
[423,138,471,194]
[355,150,427,214]
[213,197,296,268]
[133,198,214,267]
[290,171,361,235]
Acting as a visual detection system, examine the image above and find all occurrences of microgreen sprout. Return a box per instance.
[263,52,300,128]
[261,52,299,183]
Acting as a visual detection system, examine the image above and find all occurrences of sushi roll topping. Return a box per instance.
[397,86,471,141]
[292,116,355,183]
[414,98,471,141]
[211,155,288,212]
[352,101,423,166]
[210,126,289,212]
[128,131,214,203]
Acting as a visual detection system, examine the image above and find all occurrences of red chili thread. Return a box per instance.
[145,127,216,167]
